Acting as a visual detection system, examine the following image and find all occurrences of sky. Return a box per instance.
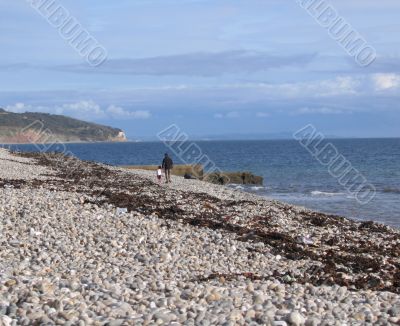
[0,0,399,139]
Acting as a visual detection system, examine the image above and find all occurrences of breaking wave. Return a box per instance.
[311,191,346,197]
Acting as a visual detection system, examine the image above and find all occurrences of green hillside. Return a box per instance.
[0,108,127,143]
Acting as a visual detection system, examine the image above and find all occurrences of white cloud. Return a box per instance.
[372,73,400,91]
[6,102,32,113]
[106,105,151,119]
[214,111,240,119]
[216,75,362,98]
[6,102,57,114]
[4,101,150,120]
[294,107,349,115]
[256,112,270,118]
[226,111,239,118]
[61,100,104,116]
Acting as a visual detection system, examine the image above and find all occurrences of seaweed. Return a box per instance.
[11,151,400,294]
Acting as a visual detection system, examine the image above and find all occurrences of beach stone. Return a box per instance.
[0,305,8,315]
[337,286,347,297]
[229,310,243,322]
[4,280,16,287]
[246,282,255,292]
[37,281,55,294]
[352,312,365,321]
[206,292,221,302]
[245,309,256,319]
[180,290,192,300]
[388,307,399,317]
[1,316,13,326]
[305,317,321,326]
[289,311,305,326]
[195,310,206,323]
[253,294,265,304]
[6,305,17,316]
[26,311,45,320]
[107,319,124,326]
[0,148,399,326]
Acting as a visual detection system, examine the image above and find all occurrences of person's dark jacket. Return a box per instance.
[162,156,173,169]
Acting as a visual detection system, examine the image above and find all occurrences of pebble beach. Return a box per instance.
[0,149,399,326]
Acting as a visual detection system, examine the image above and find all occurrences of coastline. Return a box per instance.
[0,140,129,145]
[1,149,399,325]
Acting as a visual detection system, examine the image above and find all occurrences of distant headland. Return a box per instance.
[0,108,127,144]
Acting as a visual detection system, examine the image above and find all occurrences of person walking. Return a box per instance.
[162,153,173,183]
[156,165,162,184]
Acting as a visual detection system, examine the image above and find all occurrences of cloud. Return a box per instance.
[226,111,240,118]
[56,50,316,77]
[106,105,151,119]
[372,73,400,91]
[214,111,240,119]
[3,73,399,123]
[5,102,32,113]
[5,101,150,120]
[211,75,363,98]
[256,112,270,118]
[61,100,105,117]
[293,107,349,115]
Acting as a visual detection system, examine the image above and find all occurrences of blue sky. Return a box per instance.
[1,0,399,139]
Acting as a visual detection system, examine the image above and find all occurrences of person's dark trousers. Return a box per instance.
[164,169,171,182]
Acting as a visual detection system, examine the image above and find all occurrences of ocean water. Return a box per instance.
[5,138,400,228]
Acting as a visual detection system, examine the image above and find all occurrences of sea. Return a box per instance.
[5,138,400,228]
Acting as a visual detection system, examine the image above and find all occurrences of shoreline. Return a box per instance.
[229,184,400,230]
[1,149,399,325]
[4,140,398,228]
[0,140,129,145]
